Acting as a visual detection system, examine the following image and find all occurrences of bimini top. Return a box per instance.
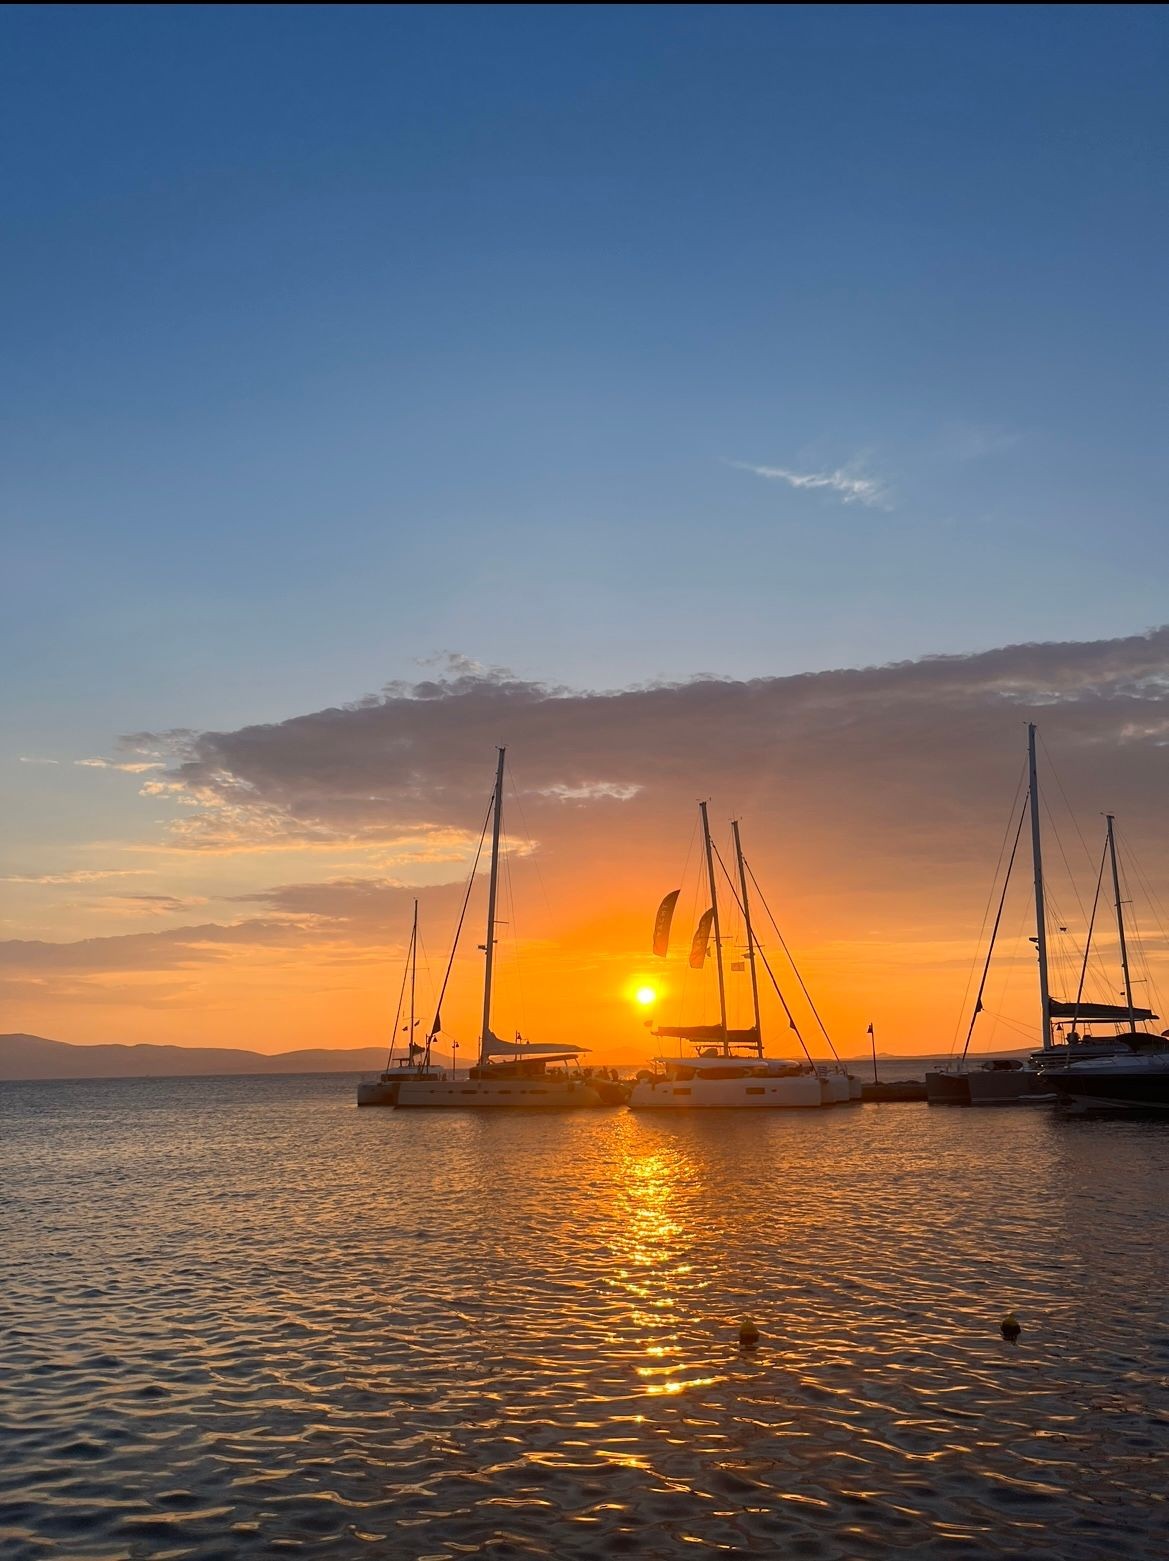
[482,1032,590,1062]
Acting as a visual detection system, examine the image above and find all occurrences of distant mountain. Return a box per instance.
[0,1033,452,1081]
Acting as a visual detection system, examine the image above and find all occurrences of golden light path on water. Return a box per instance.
[3,1075,1169,1558]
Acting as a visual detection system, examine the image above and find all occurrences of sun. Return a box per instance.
[635,986,657,1007]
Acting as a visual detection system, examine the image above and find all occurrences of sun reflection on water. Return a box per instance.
[604,1140,729,1399]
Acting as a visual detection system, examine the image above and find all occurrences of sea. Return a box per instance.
[3,1074,1168,1560]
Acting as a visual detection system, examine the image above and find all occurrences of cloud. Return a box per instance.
[4,869,153,886]
[18,756,59,766]
[127,629,1169,862]
[236,876,458,929]
[6,629,1169,1042]
[537,781,644,803]
[75,758,166,773]
[726,459,891,509]
[0,918,327,974]
[95,894,210,918]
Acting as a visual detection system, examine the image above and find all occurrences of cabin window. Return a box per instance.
[697,1066,750,1081]
[746,1087,765,1095]
[673,1087,691,1096]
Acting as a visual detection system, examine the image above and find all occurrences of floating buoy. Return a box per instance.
[1000,1311,1021,1343]
[738,1317,760,1348]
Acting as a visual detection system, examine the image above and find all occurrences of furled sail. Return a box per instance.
[654,1024,761,1047]
[481,1031,590,1059]
[1049,998,1157,1022]
[689,907,714,969]
[653,888,681,957]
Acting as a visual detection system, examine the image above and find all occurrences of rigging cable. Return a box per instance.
[948,759,1028,1055]
[959,794,1029,1061]
[1117,842,1156,1022]
[423,792,494,1064]
[384,916,414,1071]
[1117,824,1168,1021]
[1071,836,1109,1021]
[741,854,843,1064]
[708,842,815,1067]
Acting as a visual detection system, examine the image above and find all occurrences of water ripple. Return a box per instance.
[3,1076,1169,1558]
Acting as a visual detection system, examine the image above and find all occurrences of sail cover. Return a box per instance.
[653,889,681,957]
[689,908,714,969]
[481,1032,590,1059]
[1049,998,1157,1022]
[654,1024,761,1047]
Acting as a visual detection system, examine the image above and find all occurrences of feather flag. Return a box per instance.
[689,907,714,969]
[652,889,681,957]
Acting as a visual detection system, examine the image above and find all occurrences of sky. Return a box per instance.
[2,6,1167,1058]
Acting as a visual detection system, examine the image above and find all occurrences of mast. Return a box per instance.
[731,819,763,1056]
[1027,723,1053,1050]
[409,898,418,1058]
[479,747,506,1067]
[699,800,729,1053]
[1106,814,1137,1031]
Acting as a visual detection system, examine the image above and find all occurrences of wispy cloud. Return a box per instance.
[18,756,59,766]
[94,894,210,918]
[726,460,891,510]
[4,869,153,886]
[536,781,643,803]
[75,758,166,774]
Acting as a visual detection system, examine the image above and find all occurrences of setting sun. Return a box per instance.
[635,986,657,1007]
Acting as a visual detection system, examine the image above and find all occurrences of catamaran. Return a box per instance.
[395,748,612,1109]
[927,724,1161,1106]
[629,808,828,1109]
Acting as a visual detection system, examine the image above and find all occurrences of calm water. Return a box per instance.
[3,1077,1169,1560]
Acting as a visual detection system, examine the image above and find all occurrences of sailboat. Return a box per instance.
[395,748,610,1109]
[927,724,1159,1106]
[1043,813,1169,1110]
[356,899,446,1106]
[628,807,824,1109]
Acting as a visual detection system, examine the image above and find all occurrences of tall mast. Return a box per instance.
[1106,813,1136,1031]
[699,800,729,1054]
[731,819,763,1056]
[1027,723,1053,1050]
[409,897,418,1056]
[479,747,506,1067]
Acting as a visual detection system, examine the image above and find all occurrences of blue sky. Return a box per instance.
[2,6,1166,844]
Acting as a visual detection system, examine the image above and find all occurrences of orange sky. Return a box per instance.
[4,633,1169,1060]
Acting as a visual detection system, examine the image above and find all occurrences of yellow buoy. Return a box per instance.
[1000,1311,1021,1342]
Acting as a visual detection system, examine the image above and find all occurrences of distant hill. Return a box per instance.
[0,1034,451,1081]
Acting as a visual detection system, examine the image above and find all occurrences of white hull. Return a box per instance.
[629,1073,822,1109]
[357,1069,444,1106]
[819,1073,851,1104]
[396,1075,605,1108]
